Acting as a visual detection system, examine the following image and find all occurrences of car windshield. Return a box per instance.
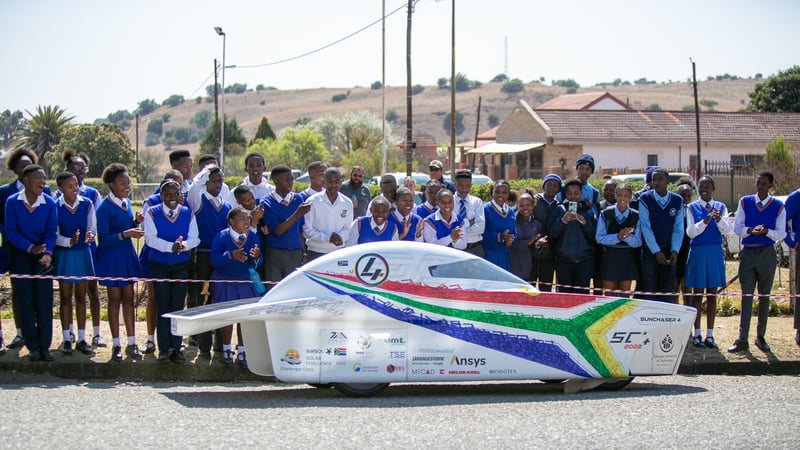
[428,259,523,284]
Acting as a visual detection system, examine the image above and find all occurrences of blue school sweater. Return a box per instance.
[425,214,464,248]
[354,216,398,244]
[5,192,58,254]
[388,212,423,241]
[639,190,683,251]
[741,195,784,249]
[688,201,724,246]
[147,205,193,265]
[261,193,305,250]
[210,229,262,277]
[56,196,93,250]
[195,195,231,250]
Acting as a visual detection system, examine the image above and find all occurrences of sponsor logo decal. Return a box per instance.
[281,349,301,365]
[356,335,372,350]
[387,351,406,359]
[659,334,674,353]
[638,314,679,324]
[354,253,389,285]
[449,355,486,368]
[417,348,454,354]
[337,260,349,267]
[333,347,347,356]
[488,369,517,374]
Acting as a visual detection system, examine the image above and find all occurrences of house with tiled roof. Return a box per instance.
[474,99,800,183]
[535,92,630,111]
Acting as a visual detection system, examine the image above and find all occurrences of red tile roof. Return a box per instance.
[532,110,800,144]
[536,92,629,110]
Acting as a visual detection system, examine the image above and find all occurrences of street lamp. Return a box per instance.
[214,26,226,169]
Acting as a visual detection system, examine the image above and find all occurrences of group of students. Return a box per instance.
[0,148,796,364]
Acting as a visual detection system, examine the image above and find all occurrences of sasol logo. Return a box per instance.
[355,254,389,286]
[449,355,486,368]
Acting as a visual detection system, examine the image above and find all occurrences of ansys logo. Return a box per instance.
[355,253,389,285]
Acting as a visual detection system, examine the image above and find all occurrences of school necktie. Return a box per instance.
[238,235,245,244]
[459,198,467,218]
[757,200,764,208]
[373,226,381,233]
[168,209,174,218]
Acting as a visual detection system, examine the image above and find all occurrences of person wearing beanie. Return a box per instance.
[557,154,599,219]
[630,165,658,211]
[532,173,563,292]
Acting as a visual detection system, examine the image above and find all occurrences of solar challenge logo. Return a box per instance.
[355,253,389,286]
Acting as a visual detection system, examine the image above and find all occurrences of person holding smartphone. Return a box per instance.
[549,178,597,294]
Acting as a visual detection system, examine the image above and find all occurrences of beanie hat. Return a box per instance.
[542,173,562,188]
[576,154,595,172]
[645,165,659,184]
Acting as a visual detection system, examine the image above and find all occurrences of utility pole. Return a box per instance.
[135,114,140,180]
[213,59,220,152]
[405,0,413,176]
[449,0,456,176]
[691,58,701,180]
[381,0,387,174]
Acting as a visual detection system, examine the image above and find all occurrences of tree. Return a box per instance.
[0,109,24,146]
[501,78,524,94]
[488,114,499,127]
[371,80,382,90]
[437,77,449,89]
[191,110,213,130]
[205,84,221,97]
[48,123,133,178]
[163,94,185,107]
[249,116,277,145]
[136,147,162,183]
[551,79,580,89]
[147,117,163,136]
[17,105,74,175]
[200,115,247,155]
[442,110,465,136]
[763,135,796,194]
[645,103,662,111]
[491,73,508,83]
[106,109,133,125]
[247,128,330,170]
[455,73,472,92]
[136,99,159,115]
[411,84,425,95]
[385,110,398,123]
[298,111,394,159]
[747,66,800,112]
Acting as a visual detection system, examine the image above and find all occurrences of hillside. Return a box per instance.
[127,78,760,172]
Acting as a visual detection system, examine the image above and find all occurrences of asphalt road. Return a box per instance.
[0,375,797,448]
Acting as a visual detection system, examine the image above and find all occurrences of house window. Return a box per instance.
[731,154,763,169]
[647,154,658,166]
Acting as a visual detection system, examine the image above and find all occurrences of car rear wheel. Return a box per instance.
[594,377,634,390]
[333,383,390,397]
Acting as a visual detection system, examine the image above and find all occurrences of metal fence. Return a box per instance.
[703,160,756,211]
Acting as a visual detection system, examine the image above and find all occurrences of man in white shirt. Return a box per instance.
[303,168,353,259]
[453,170,486,256]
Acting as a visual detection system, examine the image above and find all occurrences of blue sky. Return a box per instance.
[2,0,798,123]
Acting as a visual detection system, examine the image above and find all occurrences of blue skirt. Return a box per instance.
[54,246,95,283]
[96,244,141,287]
[684,244,726,289]
[210,272,258,303]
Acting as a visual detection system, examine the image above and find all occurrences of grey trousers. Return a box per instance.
[737,246,777,341]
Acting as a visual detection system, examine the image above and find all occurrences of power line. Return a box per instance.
[234,2,408,70]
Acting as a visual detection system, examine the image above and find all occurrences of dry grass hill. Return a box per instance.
[127,78,760,173]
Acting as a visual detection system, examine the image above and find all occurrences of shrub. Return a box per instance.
[332,93,348,103]
[501,78,524,94]
[411,84,425,95]
[371,80,382,90]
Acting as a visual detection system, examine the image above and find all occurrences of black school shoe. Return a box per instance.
[727,340,749,353]
[754,337,771,352]
[40,350,53,362]
[692,336,704,348]
[703,336,718,349]
[61,341,73,355]
[125,344,142,360]
[111,345,123,362]
[75,341,94,355]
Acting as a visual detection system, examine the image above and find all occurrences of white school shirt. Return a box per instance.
[227,176,273,207]
[455,193,485,244]
[302,191,353,254]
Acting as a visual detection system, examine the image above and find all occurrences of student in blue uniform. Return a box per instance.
[729,171,786,353]
[210,207,262,367]
[423,189,466,249]
[53,171,97,356]
[186,164,230,359]
[509,193,541,281]
[261,165,310,282]
[684,176,730,349]
[550,178,597,294]
[482,180,516,270]
[532,174,562,292]
[389,187,424,241]
[58,149,105,348]
[139,169,184,355]
[96,163,144,362]
[415,180,442,220]
[5,164,57,362]
[0,148,52,351]
[349,196,399,244]
[595,183,641,297]
[144,180,199,363]
[637,168,684,302]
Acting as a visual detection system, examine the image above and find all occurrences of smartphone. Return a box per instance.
[568,201,577,214]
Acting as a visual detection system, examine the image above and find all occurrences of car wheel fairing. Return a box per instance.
[333,383,390,397]
[595,377,635,390]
